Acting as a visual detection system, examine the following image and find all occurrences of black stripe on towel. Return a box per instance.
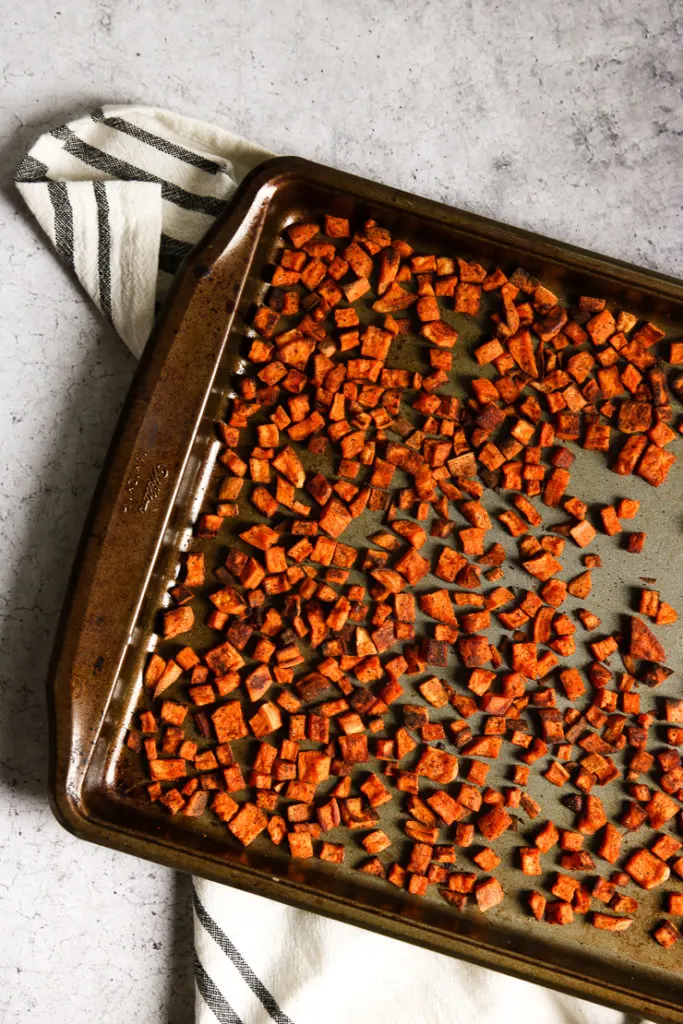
[93,182,113,322]
[14,154,49,182]
[59,129,227,216]
[91,108,227,176]
[193,884,295,1024]
[159,233,194,276]
[47,181,75,268]
[195,951,244,1024]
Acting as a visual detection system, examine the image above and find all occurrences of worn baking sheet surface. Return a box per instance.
[52,159,683,1020]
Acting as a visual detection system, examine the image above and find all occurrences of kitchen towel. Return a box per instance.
[16,106,647,1024]
[15,105,273,356]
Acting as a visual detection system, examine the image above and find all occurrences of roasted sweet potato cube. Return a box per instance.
[415,746,458,783]
[323,215,350,238]
[528,890,546,920]
[319,842,345,864]
[534,820,559,853]
[512,642,537,680]
[424,790,463,826]
[626,848,671,889]
[551,874,580,902]
[318,497,352,539]
[586,309,615,344]
[455,283,482,315]
[159,789,185,814]
[457,636,491,667]
[630,616,666,663]
[646,791,679,829]
[360,772,392,808]
[653,920,680,947]
[248,701,282,739]
[473,876,503,912]
[597,823,623,864]
[209,792,238,825]
[666,892,683,915]
[651,835,682,861]
[362,830,391,855]
[419,589,457,626]
[546,900,574,925]
[519,847,542,875]
[297,750,331,785]
[578,795,607,835]
[162,606,195,639]
[211,701,248,743]
[394,547,430,585]
[478,805,513,840]
[227,802,268,846]
[149,758,187,782]
[434,548,467,583]
[523,552,563,580]
[592,912,634,932]
[288,831,314,859]
[637,444,676,487]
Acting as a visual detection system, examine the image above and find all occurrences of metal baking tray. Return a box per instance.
[49,156,683,1021]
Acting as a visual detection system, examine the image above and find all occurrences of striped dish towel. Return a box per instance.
[15,105,273,355]
[16,107,644,1024]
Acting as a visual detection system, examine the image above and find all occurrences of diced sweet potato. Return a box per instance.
[625,848,671,889]
[653,920,680,948]
[592,913,633,932]
[475,876,504,912]
[630,616,666,663]
[227,802,268,846]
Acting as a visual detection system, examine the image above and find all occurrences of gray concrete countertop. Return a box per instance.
[0,2,680,1022]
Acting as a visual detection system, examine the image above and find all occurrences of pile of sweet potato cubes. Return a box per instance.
[128,211,683,948]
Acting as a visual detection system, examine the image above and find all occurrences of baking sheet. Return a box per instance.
[49,157,683,1021]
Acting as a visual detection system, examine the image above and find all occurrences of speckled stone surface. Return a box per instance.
[0,1,681,1022]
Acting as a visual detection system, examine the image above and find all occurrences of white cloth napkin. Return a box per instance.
[16,106,645,1024]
